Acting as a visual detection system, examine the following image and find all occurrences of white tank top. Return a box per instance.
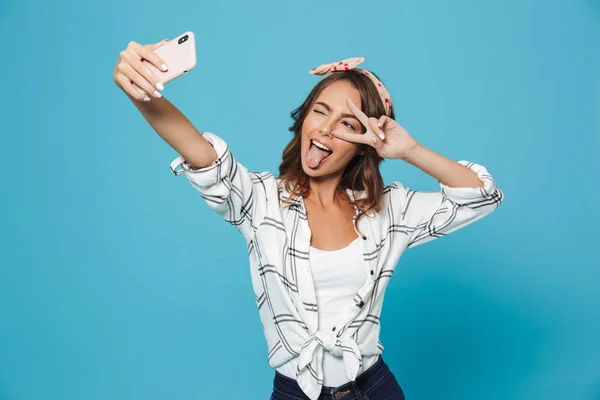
[276,237,380,387]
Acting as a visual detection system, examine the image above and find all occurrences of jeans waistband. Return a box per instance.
[273,355,389,400]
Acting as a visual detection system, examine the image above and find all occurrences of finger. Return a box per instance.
[120,48,164,93]
[345,97,370,127]
[129,40,168,72]
[331,130,372,146]
[118,61,162,98]
[132,82,148,96]
[118,60,161,98]
[116,74,151,102]
[122,48,166,93]
[368,117,385,141]
[377,115,393,130]
[142,40,170,71]
[147,38,169,52]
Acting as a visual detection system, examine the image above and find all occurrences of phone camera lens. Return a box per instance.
[178,34,189,45]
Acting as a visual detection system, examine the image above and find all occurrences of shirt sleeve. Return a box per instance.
[389,160,504,249]
[169,132,260,240]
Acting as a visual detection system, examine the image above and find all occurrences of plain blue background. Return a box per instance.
[1,0,598,399]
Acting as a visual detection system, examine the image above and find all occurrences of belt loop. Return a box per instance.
[351,380,367,399]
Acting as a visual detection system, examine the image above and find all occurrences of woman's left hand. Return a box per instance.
[332,97,418,160]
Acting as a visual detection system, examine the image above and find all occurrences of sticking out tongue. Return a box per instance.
[307,144,331,168]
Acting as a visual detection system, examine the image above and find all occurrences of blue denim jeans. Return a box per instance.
[270,356,406,400]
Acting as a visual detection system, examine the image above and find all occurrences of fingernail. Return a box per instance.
[372,136,377,144]
[153,90,162,98]
[156,82,164,91]
[379,132,385,140]
[377,122,382,128]
[161,64,168,71]
[143,96,151,102]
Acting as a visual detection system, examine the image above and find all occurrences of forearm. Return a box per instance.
[403,143,484,188]
[127,93,217,169]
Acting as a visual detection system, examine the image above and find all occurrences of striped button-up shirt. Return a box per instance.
[169,132,503,400]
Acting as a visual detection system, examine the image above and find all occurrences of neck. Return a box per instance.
[305,173,346,207]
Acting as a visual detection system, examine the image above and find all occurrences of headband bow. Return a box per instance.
[309,57,392,116]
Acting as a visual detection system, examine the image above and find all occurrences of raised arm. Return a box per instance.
[388,161,503,249]
[112,39,217,169]
[332,97,503,248]
[112,38,267,240]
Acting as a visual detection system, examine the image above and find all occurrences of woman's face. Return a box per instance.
[301,80,364,179]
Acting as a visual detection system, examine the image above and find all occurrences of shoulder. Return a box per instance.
[247,172,278,200]
[347,182,410,221]
[383,181,405,195]
[384,181,413,199]
[376,181,416,223]
[349,181,409,199]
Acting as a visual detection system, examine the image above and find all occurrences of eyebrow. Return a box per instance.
[314,101,360,121]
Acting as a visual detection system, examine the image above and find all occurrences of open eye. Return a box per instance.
[342,121,356,131]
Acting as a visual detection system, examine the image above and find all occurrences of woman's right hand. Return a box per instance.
[113,39,170,102]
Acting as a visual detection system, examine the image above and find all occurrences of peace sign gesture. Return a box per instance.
[332,97,419,160]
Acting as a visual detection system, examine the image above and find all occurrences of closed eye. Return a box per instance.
[313,109,356,130]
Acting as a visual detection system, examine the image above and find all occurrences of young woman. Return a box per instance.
[113,40,503,400]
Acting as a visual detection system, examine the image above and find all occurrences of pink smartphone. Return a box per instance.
[133,31,196,93]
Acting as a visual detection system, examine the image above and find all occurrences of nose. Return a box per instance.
[319,126,333,138]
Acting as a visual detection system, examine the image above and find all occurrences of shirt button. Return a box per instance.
[370,270,374,275]
[332,326,336,331]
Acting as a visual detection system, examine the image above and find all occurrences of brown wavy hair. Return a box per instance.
[278,69,396,222]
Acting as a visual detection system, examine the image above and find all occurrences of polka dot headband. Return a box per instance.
[309,57,392,116]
